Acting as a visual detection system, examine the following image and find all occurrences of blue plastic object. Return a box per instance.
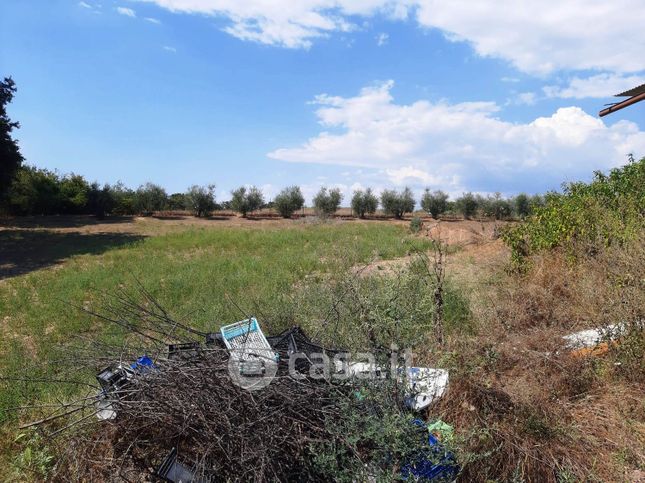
[400,419,459,481]
[130,355,156,372]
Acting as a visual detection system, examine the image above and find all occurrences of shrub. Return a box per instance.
[380,187,415,219]
[185,184,216,217]
[135,182,167,215]
[313,187,342,217]
[350,188,378,218]
[230,185,264,217]
[455,192,478,219]
[274,185,305,218]
[421,189,448,219]
[502,156,645,266]
[409,216,423,233]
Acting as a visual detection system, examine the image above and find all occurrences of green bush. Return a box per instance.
[410,216,423,233]
[308,382,431,481]
[502,156,645,267]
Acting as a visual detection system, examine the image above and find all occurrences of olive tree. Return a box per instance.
[186,184,216,217]
[455,192,478,220]
[421,189,448,219]
[230,185,264,217]
[274,185,305,218]
[313,187,343,217]
[351,188,378,218]
[135,182,167,215]
[380,187,415,219]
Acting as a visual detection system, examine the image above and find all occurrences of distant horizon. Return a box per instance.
[2,1,644,203]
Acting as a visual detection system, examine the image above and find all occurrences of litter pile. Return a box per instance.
[11,289,457,481]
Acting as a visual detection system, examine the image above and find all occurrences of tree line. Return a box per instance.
[0,165,545,220]
[1,76,544,221]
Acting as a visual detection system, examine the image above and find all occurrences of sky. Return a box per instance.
[1,0,644,202]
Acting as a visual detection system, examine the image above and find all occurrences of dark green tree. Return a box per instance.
[1,77,24,199]
[6,166,60,215]
[456,192,478,219]
[109,182,137,215]
[274,185,304,218]
[88,182,115,219]
[380,187,415,219]
[514,193,531,218]
[135,182,167,214]
[351,188,378,218]
[167,192,188,211]
[59,173,90,214]
[230,185,264,217]
[420,189,448,219]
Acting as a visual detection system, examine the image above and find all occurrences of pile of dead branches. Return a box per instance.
[53,348,349,481]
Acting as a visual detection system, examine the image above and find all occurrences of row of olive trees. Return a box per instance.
[1,165,543,220]
[426,190,545,220]
[349,187,415,219]
[194,186,542,220]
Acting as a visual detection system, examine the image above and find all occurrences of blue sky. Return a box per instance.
[1,0,644,202]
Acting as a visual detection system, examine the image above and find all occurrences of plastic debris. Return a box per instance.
[220,318,276,360]
[427,419,454,444]
[131,355,156,372]
[96,363,134,392]
[96,397,117,421]
[155,447,201,483]
[401,419,459,481]
[404,367,449,411]
[95,355,156,420]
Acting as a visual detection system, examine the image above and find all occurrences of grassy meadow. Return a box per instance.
[0,221,434,421]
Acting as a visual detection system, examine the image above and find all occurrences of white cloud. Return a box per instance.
[268,81,645,193]
[376,32,389,46]
[544,73,645,99]
[513,92,538,106]
[145,17,162,24]
[134,0,645,73]
[117,6,136,17]
[412,1,645,74]
[162,45,177,52]
[79,1,93,9]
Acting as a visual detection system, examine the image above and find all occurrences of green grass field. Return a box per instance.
[0,222,433,424]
